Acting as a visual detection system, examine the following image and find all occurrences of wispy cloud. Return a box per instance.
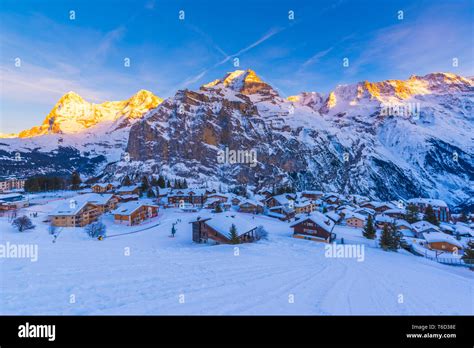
[301,47,334,68]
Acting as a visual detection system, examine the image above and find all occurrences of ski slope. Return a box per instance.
[0,203,472,315]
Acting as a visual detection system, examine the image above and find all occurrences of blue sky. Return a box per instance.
[1,0,473,133]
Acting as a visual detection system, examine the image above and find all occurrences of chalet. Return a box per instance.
[353,207,376,217]
[267,206,295,221]
[0,193,29,211]
[190,214,260,244]
[375,215,395,229]
[204,198,231,211]
[116,185,141,196]
[383,208,406,219]
[396,220,415,237]
[373,202,396,213]
[344,212,367,228]
[207,193,229,203]
[231,196,244,206]
[238,199,265,214]
[49,201,100,227]
[265,194,295,208]
[323,193,343,205]
[112,202,159,225]
[407,198,450,222]
[257,189,273,199]
[301,190,323,200]
[411,221,440,238]
[291,212,336,243]
[76,193,119,213]
[422,232,463,253]
[91,183,115,193]
[168,189,207,207]
[294,200,314,214]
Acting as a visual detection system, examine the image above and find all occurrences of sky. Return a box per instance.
[0,0,473,133]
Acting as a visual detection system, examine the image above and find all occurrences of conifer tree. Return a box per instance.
[389,222,401,251]
[122,175,132,186]
[228,224,240,244]
[215,203,223,213]
[71,171,81,190]
[379,225,392,251]
[424,205,439,226]
[363,214,376,239]
[405,203,419,223]
[157,175,166,189]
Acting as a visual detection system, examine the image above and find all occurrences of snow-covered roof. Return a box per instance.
[439,222,455,232]
[455,223,473,236]
[411,221,440,233]
[354,207,376,215]
[384,208,406,215]
[205,214,258,237]
[302,190,323,195]
[111,201,159,216]
[117,185,141,192]
[408,198,448,208]
[268,194,292,205]
[291,211,335,232]
[240,199,264,207]
[169,188,207,196]
[344,211,367,221]
[395,219,412,229]
[92,183,114,188]
[422,232,463,248]
[375,215,395,223]
[49,194,115,216]
[325,211,341,222]
[0,193,25,200]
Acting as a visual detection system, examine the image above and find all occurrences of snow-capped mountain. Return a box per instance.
[0,90,163,176]
[1,70,472,208]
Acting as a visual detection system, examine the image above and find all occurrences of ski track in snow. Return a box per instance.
[0,203,473,315]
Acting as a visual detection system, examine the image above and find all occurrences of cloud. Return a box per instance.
[302,47,334,68]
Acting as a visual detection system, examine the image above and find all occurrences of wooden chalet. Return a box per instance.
[190,215,260,244]
[91,183,115,193]
[238,200,265,214]
[168,189,207,207]
[49,201,100,227]
[112,202,159,225]
[291,212,336,243]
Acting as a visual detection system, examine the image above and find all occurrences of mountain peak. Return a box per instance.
[202,69,276,96]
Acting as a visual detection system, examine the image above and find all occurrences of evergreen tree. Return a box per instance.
[215,203,223,213]
[122,175,132,186]
[228,224,240,244]
[458,211,469,223]
[183,179,188,189]
[424,205,439,226]
[405,203,419,223]
[389,222,401,251]
[379,225,392,251]
[322,206,327,214]
[166,180,171,188]
[157,175,166,189]
[147,189,155,198]
[71,171,81,190]
[141,176,150,192]
[363,214,376,239]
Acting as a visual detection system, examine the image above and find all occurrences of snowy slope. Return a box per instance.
[0,203,472,315]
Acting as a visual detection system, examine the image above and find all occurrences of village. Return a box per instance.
[1,174,473,315]
[1,175,473,265]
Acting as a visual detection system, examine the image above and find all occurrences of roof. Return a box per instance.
[268,194,292,205]
[204,214,258,237]
[49,200,91,216]
[111,201,159,216]
[117,185,141,192]
[49,194,115,216]
[407,198,448,208]
[291,211,335,232]
[168,188,207,197]
[92,183,114,188]
[240,199,264,207]
[422,232,463,248]
[344,211,367,221]
[455,223,474,236]
[325,211,341,222]
[411,221,440,233]
[375,215,395,223]
[0,193,24,200]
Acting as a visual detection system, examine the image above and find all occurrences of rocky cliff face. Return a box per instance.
[107,70,473,207]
